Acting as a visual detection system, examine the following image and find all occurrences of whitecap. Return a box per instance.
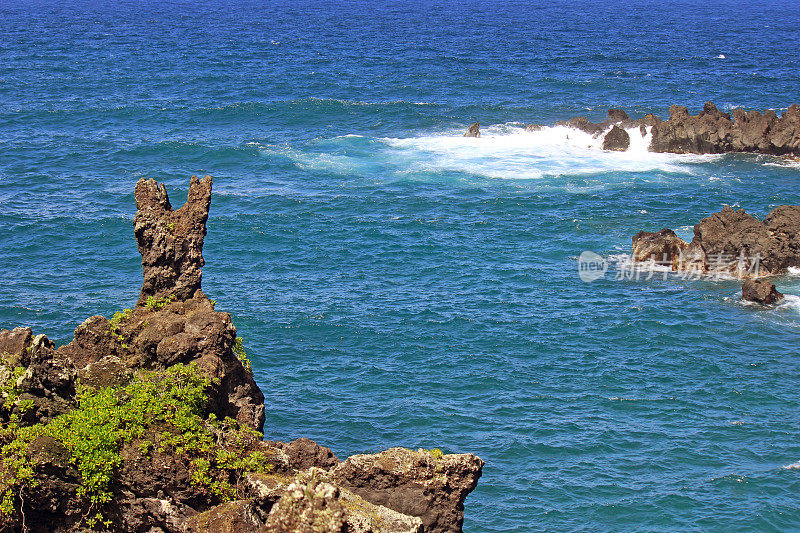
[715,54,726,59]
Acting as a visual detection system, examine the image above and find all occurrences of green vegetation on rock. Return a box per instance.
[233,336,253,375]
[0,362,271,529]
[145,294,172,311]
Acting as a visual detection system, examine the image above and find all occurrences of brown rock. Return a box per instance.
[184,500,266,533]
[606,108,629,123]
[603,125,630,151]
[267,437,341,471]
[558,116,604,135]
[0,332,77,426]
[742,279,784,305]
[631,229,688,268]
[630,205,800,277]
[650,101,800,156]
[134,175,212,306]
[463,122,480,138]
[331,448,483,533]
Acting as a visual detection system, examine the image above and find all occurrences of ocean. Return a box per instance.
[2,0,800,530]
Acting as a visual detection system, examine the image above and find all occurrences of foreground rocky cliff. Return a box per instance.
[0,176,483,532]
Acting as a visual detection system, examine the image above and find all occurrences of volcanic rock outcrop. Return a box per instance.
[550,101,800,156]
[632,205,800,277]
[603,125,630,151]
[0,176,484,532]
[463,122,480,138]
[742,279,784,305]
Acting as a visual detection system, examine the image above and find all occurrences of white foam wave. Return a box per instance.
[380,123,706,180]
[782,460,800,469]
[259,123,735,182]
[788,267,800,276]
[777,294,800,314]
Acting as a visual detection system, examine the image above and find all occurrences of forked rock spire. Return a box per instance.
[134,175,212,306]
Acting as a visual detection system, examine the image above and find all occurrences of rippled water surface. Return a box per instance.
[2,1,800,530]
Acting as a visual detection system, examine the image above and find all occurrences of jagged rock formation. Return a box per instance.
[632,205,800,278]
[650,102,800,156]
[463,122,480,138]
[134,175,212,306]
[742,279,784,305]
[59,177,265,432]
[0,328,76,426]
[0,176,483,533]
[549,101,800,156]
[631,228,689,270]
[603,125,630,151]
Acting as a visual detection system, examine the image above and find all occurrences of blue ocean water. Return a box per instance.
[2,0,800,530]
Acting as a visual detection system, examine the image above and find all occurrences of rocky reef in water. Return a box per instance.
[468,101,800,157]
[0,176,483,532]
[630,205,800,304]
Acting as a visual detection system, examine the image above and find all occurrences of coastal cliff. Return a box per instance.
[0,177,483,532]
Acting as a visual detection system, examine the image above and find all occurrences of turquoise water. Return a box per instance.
[3,1,800,530]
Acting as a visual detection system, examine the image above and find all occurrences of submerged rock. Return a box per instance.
[742,279,784,305]
[603,125,630,151]
[463,122,480,137]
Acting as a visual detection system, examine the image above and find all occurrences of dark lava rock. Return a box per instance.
[134,175,212,306]
[742,279,784,304]
[603,125,630,151]
[463,122,480,137]
[606,108,629,124]
[331,448,483,533]
[556,116,604,135]
[57,176,266,432]
[631,205,800,277]
[0,328,76,426]
[650,101,800,156]
[631,228,688,268]
[267,437,341,471]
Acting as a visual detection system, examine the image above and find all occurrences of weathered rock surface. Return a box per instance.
[742,279,784,305]
[463,122,480,138]
[331,448,484,533]
[134,175,212,306]
[603,125,630,151]
[0,328,76,426]
[631,205,800,278]
[631,228,688,269]
[549,102,800,156]
[650,101,800,156]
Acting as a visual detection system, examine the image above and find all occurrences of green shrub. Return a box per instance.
[145,295,172,311]
[232,337,253,375]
